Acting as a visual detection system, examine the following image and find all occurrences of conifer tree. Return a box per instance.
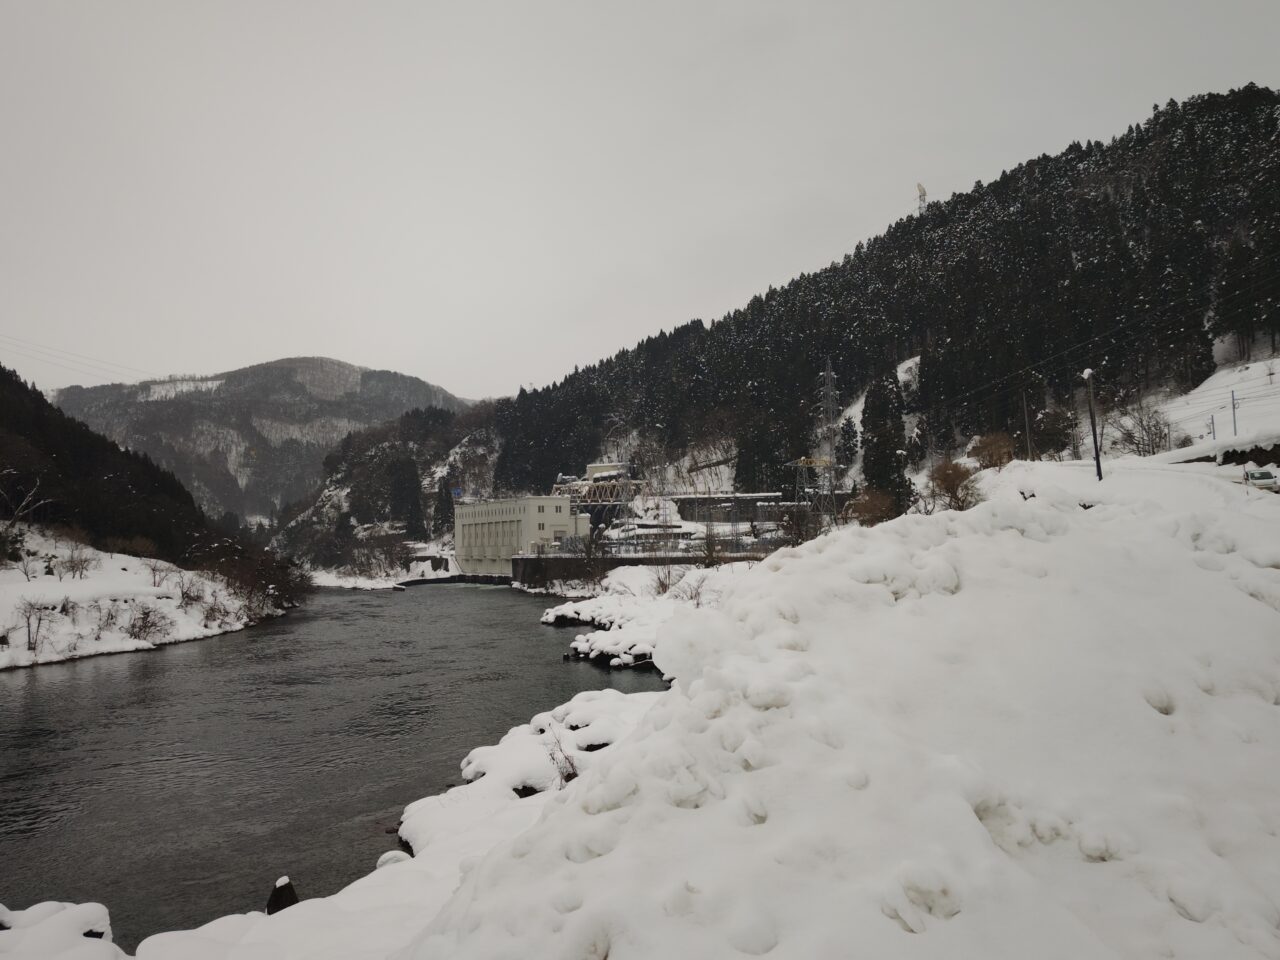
[860,373,912,514]
[432,475,455,537]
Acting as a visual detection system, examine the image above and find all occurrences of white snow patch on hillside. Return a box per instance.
[142,379,223,402]
[250,416,365,448]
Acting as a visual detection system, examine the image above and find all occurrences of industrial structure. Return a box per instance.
[453,495,589,577]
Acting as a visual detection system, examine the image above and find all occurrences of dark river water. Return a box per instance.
[0,585,664,952]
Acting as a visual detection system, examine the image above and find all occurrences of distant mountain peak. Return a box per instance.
[55,357,470,519]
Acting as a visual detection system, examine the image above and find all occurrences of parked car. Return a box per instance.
[1243,468,1278,491]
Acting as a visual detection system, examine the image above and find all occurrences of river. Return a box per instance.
[0,585,664,951]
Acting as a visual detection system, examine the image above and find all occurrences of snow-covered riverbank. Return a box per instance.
[0,530,281,671]
[8,458,1280,958]
[541,563,755,668]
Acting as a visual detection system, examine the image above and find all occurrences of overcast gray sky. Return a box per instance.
[1,0,1277,399]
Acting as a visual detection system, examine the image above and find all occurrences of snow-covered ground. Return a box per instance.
[11,456,1280,959]
[0,529,273,670]
[1159,355,1280,448]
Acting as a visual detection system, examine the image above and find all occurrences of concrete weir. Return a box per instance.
[397,573,512,587]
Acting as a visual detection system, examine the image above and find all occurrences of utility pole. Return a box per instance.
[1021,390,1035,461]
[1232,390,1239,437]
[1083,369,1102,481]
[1208,414,1216,441]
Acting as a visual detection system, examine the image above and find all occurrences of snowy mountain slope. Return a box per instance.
[21,458,1280,959]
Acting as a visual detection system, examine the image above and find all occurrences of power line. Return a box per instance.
[0,330,158,378]
[0,343,137,385]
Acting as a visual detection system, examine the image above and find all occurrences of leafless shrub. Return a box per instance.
[142,557,173,588]
[126,602,174,643]
[970,433,1016,470]
[671,571,708,608]
[547,727,579,787]
[916,461,985,515]
[201,593,234,628]
[845,488,899,527]
[61,543,98,580]
[88,601,121,641]
[652,563,676,596]
[173,571,203,609]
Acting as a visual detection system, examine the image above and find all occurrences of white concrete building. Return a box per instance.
[454,495,588,577]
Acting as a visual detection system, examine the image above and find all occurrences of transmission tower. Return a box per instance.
[917,182,927,216]
[785,359,842,539]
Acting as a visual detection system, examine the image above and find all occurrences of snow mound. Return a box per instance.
[0,901,119,958]
[543,564,753,667]
[399,461,1280,959]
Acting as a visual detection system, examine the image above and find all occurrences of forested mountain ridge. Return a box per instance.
[492,84,1280,493]
[55,357,468,522]
[273,403,497,571]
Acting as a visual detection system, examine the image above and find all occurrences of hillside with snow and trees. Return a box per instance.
[264,85,1280,577]
[53,357,468,526]
[0,362,311,667]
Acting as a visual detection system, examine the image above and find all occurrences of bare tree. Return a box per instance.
[1108,398,1170,457]
[16,553,38,582]
[17,598,51,654]
[0,473,54,559]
